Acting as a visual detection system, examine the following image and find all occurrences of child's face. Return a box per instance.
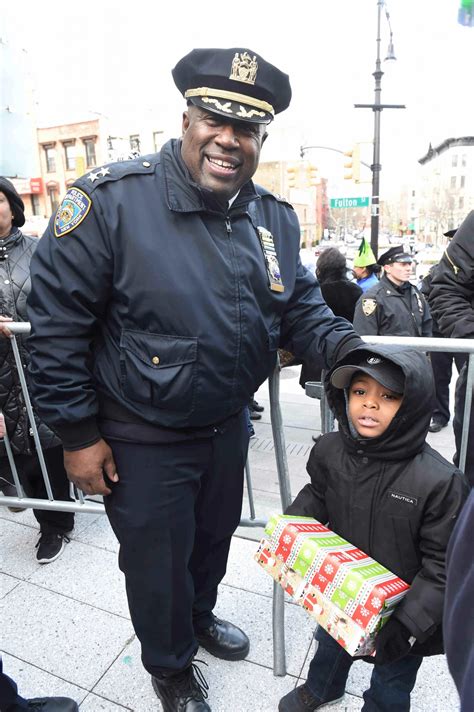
[347,372,403,438]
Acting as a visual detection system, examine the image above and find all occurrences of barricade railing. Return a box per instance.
[2,328,473,677]
[359,335,474,471]
[0,323,292,675]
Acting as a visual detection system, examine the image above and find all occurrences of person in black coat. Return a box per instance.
[0,178,74,564]
[443,488,474,712]
[428,212,474,486]
[420,255,467,433]
[299,247,362,387]
[280,345,468,712]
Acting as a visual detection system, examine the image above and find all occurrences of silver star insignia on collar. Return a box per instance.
[88,172,99,183]
[97,167,111,178]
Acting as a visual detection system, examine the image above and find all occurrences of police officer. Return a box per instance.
[26,48,363,711]
[353,244,432,338]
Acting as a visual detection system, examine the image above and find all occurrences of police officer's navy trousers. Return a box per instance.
[103,411,249,676]
[0,656,29,710]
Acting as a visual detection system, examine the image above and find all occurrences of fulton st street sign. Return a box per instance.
[330,197,370,209]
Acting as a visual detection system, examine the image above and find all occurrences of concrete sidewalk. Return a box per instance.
[0,365,460,711]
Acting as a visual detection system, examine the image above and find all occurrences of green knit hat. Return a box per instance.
[353,237,377,267]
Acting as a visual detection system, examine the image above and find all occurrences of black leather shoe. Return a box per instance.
[251,399,264,412]
[196,617,250,660]
[152,663,210,711]
[428,419,448,433]
[249,410,262,421]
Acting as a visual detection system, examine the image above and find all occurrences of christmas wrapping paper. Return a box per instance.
[255,514,410,656]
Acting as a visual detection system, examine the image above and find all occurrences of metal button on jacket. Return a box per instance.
[152,355,160,365]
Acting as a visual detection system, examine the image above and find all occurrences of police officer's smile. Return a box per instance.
[181,106,267,202]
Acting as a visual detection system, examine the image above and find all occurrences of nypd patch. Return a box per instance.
[54,188,91,238]
[362,298,377,316]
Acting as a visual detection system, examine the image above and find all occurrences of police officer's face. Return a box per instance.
[181,106,267,202]
[384,261,412,286]
[0,192,13,239]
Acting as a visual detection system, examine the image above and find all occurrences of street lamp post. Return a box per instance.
[354,0,405,258]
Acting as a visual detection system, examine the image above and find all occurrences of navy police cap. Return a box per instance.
[172,47,292,125]
[377,245,413,266]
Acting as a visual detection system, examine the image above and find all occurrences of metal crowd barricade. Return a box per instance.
[0,323,292,675]
[3,328,473,676]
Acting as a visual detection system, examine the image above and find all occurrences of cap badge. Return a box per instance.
[366,356,382,365]
[229,52,258,85]
[362,298,377,316]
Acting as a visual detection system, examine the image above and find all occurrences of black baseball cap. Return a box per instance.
[172,47,291,125]
[330,353,405,394]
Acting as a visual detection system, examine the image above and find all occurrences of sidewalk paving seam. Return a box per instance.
[3,577,133,622]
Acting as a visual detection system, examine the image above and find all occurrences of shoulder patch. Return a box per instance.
[54,188,91,238]
[362,298,377,316]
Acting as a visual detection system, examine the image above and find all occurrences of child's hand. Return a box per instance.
[0,413,6,438]
[373,618,414,665]
[0,316,13,338]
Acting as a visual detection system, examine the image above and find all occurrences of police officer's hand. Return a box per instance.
[63,439,119,495]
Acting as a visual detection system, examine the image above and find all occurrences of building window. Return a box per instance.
[47,186,59,213]
[83,138,97,168]
[129,134,140,153]
[459,196,464,209]
[153,130,163,153]
[462,154,467,167]
[31,194,41,216]
[450,176,457,189]
[460,175,466,189]
[63,141,76,171]
[44,145,56,173]
[451,154,458,168]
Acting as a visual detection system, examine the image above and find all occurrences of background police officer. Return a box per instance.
[353,245,432,338]
[27,48,362,711]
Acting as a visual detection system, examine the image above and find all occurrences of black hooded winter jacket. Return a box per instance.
[0,228,59,456]
[287,345,468,655]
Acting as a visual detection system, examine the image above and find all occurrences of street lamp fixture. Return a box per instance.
[354,0,405,258]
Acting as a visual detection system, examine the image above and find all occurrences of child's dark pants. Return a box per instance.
[306,627,423,712]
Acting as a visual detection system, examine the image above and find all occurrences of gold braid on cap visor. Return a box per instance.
[185,87,274,116]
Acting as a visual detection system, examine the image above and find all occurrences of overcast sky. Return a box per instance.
[4,0,474,194]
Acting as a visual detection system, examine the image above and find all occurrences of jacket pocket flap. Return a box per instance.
[121,329,197,369]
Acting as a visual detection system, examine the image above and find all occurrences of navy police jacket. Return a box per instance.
[27,139,359,449]
[353,274,432,337]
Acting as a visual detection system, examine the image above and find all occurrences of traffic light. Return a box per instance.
[306,164,319,187]
[287,165,298,189]
[344,144,361,183]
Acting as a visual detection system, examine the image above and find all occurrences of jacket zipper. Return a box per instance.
[225,217,243,410]
[368,461,383,554]
[444,249,459,275]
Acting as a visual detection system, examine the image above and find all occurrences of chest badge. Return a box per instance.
[257,227,285,293]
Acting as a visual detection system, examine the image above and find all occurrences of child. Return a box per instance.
[279,346,468,712]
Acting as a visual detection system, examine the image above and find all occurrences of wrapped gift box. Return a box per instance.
[255,514,410,656]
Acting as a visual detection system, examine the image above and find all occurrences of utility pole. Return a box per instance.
[354,0,405,258]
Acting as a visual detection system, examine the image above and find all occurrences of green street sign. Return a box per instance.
[330,197,370,209]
